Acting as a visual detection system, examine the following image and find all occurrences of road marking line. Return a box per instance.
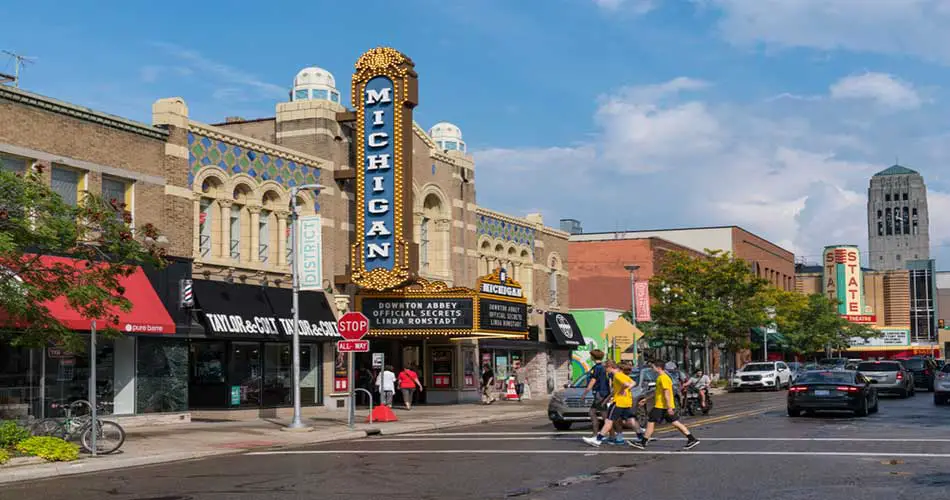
[247,450,950,458]
[367,437,950,442]
[400,406,782,438]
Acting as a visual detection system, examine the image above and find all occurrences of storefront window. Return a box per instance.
[431,348,454,389]
[0,345,41,420]
[263,344,291,406]
[136,338,188,413]
[229,342,261,407]
[44,340,114,416]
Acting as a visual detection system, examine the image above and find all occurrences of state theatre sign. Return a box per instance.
[823,245,876,323]
[350,47,419,291]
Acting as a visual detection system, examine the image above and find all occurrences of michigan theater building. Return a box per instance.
[163,47,576,409]
[0,46,579,421]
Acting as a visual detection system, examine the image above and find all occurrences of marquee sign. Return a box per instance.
[355,275,529,338]
[350,47,419,291]
[822,245,875,323]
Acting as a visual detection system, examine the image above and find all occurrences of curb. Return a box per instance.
[0,409,547,485]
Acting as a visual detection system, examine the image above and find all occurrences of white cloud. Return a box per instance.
[473,74,950,265]
[594,0,656,13]
[830,73,922,110]
[151,42,285,101]
[705,0,950,64]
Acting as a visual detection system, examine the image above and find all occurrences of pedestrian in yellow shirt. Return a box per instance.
[630,359,700,450]
[582,361,645,447]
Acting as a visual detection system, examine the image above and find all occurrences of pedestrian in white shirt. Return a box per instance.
[376,365,396,407]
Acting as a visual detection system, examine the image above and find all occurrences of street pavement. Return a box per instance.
[5,389,950,499]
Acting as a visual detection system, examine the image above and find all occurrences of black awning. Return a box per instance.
[192,279,339,340]
[545,312,586,348]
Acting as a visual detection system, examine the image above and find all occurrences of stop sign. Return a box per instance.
[337,311,370,341]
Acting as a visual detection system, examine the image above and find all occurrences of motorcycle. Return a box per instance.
[684,386,712,416]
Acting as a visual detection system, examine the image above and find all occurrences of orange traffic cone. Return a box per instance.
[368,404,398,423]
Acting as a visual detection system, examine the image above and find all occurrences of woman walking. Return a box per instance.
[398,365,424,410]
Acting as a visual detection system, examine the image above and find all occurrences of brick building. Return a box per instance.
[568,237,707,311]
[567,225,796,375]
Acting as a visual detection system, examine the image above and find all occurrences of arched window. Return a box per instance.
[548,254,560,306]
[231,184,253,261]
[519,248,533,304]
[420,192,449,277]
[478,239,492,276]
[260,190,281,264]
[199,177,224,258]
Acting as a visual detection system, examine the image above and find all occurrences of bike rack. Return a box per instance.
[352,388,374,427]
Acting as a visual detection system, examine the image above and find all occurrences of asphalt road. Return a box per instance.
[7,389,950,500]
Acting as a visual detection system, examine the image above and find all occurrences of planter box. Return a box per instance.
[0,403,29,420]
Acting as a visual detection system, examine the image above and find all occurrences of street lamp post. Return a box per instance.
[624,264,641,366]
[285,183,324,431]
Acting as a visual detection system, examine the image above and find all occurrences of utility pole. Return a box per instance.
[1,51,36,87]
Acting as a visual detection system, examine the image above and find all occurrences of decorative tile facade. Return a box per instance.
[187,132,320,189]
[477,214,536,249]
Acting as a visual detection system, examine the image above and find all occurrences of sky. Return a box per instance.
[5,0,950,268]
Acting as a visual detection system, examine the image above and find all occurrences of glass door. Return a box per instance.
[229,342,261,407]
[189,341,227,408]
[262,343,291,407]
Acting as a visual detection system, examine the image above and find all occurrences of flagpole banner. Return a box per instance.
[634,280,651,322]
[298,215,323,291]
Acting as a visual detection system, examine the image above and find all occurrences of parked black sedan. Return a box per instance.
[787,370,879,417]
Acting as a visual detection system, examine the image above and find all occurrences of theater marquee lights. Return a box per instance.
[350,47,419,291]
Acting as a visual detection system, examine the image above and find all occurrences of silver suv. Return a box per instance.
[548,367,660,431]
[856,360,914,398]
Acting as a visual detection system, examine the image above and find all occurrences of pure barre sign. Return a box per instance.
[350,47,418,291]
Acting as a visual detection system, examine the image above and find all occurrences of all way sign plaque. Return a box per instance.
[337,340,370,352]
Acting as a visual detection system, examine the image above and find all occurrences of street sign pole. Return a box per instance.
[89,320,97,457]
[347,352,355,429]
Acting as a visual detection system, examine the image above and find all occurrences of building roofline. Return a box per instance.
[573,224,793,257]
[475,206,570,239]
[210,116,275,126]
[0,85,169,141]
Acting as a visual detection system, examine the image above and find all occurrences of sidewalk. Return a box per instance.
[0,399,547,485]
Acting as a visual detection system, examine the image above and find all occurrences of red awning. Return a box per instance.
[6,255,175,334]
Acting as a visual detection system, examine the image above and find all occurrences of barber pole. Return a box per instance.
[180,279,194,308]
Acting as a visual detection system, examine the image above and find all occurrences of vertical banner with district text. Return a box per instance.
[298,215,323,291]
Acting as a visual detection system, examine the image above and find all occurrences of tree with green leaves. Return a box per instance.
[0,167,165,350]
[646,249,772,365]
[766,289,878,357]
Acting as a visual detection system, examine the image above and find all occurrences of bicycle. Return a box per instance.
[31,400,126,454]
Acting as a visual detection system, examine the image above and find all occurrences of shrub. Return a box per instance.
[15,436,80,462]
[0,420,30,448]
[0,448,10,465]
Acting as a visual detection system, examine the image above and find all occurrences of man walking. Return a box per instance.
[579,349,610,436]
[630,359,700,450]
[582,361,644,447]
[376,365,396,408]
[480,364,496,405]
[513,361,527,402]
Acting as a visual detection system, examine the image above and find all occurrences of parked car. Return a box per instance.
[855,360,915,398]
[787,370,878,417]
[818,358,849,370]
[934,363,950,405]
[548,368,659,431]
[845,359,861,371]
[730,361,793,391]
[897,357,939,392]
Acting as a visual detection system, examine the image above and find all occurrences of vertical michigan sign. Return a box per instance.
[351,47,418,291]
[822,245,874,323]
